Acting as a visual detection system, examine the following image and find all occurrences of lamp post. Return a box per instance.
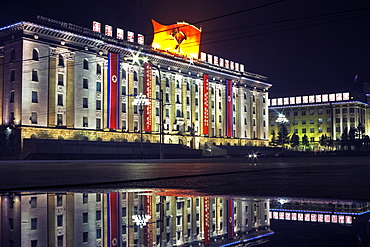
[133,93,150,159]
[276,113,289,153]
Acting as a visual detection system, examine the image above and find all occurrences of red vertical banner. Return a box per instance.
[107,53,120,129]
[108,192,120,247]
[227,199,234,239]
[204,197,210,245]
[144,194,153,247]
[226,80,233,137]
[144,63,153,132]
[203,74,209,135]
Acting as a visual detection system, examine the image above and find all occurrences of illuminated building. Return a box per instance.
[269,92,369,151]
[0,17,271,157]
[0,190,273,246]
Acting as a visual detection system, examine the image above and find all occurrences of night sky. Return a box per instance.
[2,0,370,98]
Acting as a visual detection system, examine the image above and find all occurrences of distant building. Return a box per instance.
[0,17,271,157]
[269,92,369,151]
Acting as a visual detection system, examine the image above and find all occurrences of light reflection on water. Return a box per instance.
[0,189,369,246]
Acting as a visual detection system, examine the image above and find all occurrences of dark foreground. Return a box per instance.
[0,156,369,200]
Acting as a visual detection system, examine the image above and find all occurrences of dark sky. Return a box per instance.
[2,0,370,98]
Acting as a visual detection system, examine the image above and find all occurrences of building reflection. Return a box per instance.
[0,190,272,247]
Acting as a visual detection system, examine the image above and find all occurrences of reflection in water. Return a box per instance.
[0,190,272,247]
[1,190,369,246]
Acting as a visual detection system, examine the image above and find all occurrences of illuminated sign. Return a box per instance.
[151,19,202,59]
[138,34,144,45]
[105,25,113,37]
[204,197,210,245]
[309,95,315,103]
[127,31,134,42]
[200,52,206,61]
[272,210,353,224]
[283,97,289,105]
[207,54,212,63]
[214,56,219,66]
[290,97,295,105]
[270,92,351,107]
[220,58,224,67]
[117,28,124,40]
[93,21,101,32]
[203,74,209,135]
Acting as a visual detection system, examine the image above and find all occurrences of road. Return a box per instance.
[0,156,369,200]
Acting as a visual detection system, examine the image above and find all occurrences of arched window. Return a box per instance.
[32,49,39,61]
[10,48,15,62]
[96,64,101,74]
[83,58,89,70]
[58,54,64,67]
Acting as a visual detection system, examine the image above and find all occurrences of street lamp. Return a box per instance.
[276,113,289,153]
[133,93,150,159]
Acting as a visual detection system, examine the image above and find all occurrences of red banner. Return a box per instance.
[227,199,234,239]
[144,63,153,132]
[145,194,153,247]
[108,192,120,247]
[226,80,233,137]
[203,74,209,135]
[108,53,120,129]
[204,197,210,245]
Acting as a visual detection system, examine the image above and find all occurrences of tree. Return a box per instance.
[319,134,329,148]
[270,130,277,146]
[302,134,310,148]
[356,122,365,139]
[276,124,289,146]
[290,133,299,148]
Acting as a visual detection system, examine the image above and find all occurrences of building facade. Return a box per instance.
[269,92,369,151]
[0,18,271,156]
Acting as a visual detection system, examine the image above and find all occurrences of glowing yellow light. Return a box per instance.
[151,19,202,59]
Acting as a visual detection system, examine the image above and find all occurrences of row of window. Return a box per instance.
[271,108,364,118]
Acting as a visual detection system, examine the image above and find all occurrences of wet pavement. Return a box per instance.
[0,156,369,200]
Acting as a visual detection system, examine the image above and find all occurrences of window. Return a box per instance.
[96,100,101,110]
[310,110,315,115]
[326,118,332,123]
[31,112,38,124]
[10,48,15,62]
[121,86,126,95]
[83,117,88,127]
[10,70,15,81]
[134,71,138,81]
[58,54,64,67]
[57,215,63,227]
[96,210,101,221]
[96,194,101,202]
[57,195,63,207]
[32,91,38,103]
[32,69,38,81]
[318,118,323,124]
[336,118,340,123]
[57,236,63,247]
[83,193,88,203]
[30,197,37,208]
[318,127,323,133]
[83,98,88,108]
[302,128,306,133]
[335,109,340,114]
[326,109,331,114]
[310,137,315,142]
[327,127,332,132]
[57,114,63,126]
[31,218,37,230]
[96,81,101,92]
[83,78,88,89]
[301,111,306,116]
[83,59,89,70]
[96,64,101,74]
[122,103,126,113]
[343,118,347,123]
[294,111,298,116]
[32,49,39,61]
[350,117,355,122]
[96,119,101,129]
[343,108,347,113]
[96,229,102,239]
[310,119,314,124]
[350,108,354,113]
[302,120,306,125]
[336,127,340,132]
[31,240,38,247]
[10,91,15,102]
[58,74,64,85]
[83,232,88,243]
[310,128,315,133]
[294,120,298,125]
[57,94,63,106]
[83,213,88,223]
[294,129,298,133]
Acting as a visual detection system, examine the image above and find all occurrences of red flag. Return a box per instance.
[107,53,120,129]
[226,80,233,137]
